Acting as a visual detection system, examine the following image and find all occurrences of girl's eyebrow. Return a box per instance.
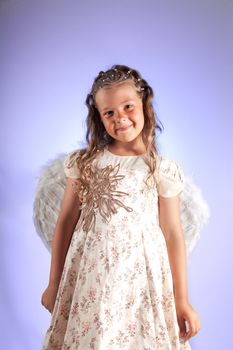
[102,99,134,112]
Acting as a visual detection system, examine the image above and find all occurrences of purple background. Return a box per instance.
[1,0,232,349]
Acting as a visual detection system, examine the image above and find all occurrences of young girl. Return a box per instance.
[41,64,201,349]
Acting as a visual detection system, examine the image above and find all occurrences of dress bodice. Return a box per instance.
[63,147,185,234]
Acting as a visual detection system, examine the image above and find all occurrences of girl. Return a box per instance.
[41,64,201,349]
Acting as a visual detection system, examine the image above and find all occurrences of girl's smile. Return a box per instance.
[116,123,133,132]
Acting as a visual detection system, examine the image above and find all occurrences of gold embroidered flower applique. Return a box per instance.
[77,162,133,233]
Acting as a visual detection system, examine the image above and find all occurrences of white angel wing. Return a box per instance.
[33,154,210,255]
[33,153,68,252]
[180,175,210,256]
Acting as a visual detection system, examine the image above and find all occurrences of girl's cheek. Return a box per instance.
[131,110,144,121]
[129,110,139,118]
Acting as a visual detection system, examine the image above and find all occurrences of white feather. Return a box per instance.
[33,153,67,252]
[180,175,210,256]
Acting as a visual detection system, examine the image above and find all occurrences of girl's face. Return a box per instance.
[95,82,145,147]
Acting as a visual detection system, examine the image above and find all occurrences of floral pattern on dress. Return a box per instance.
[42,149,191,349]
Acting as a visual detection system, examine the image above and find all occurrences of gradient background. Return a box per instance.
[1,0,232,349]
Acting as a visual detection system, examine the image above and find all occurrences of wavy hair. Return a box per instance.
[65,64,164,201]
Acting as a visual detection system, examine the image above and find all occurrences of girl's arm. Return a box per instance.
[48,178,81,287]
[158,194,201,340]
[158,195,188,301]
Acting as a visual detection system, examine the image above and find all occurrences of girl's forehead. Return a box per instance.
[95,82,140,107]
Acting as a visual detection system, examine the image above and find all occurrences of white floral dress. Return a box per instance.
[42,147,191,350]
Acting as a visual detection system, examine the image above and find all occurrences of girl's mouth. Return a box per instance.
[117,124,133,132]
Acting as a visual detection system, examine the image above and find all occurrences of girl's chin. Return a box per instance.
[113,136,140,144]
[109,126,143,142]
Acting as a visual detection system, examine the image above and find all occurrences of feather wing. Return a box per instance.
[33,153,68,252]
[180,175,210,256]
[33,154,210,255]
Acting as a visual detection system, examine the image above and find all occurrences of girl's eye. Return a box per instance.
[104,111,113,117]
[104,104,133,117]
[126,104,133,109]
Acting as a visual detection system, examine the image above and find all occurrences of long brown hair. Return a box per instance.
[65,64,164,200]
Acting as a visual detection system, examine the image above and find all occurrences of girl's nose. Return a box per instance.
[116,110,127,122]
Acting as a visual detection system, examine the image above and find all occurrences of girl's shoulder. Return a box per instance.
[63,147,103,179]
[63,148,83,179]
[156,154,184,175]
[155,154,185,198]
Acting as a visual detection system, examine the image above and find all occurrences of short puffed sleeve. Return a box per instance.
[63,151,80,179]
[156,156,185,197]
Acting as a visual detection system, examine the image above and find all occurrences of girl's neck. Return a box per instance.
[106,142,146,156]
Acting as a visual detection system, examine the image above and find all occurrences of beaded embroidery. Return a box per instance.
[76,162,133,233]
